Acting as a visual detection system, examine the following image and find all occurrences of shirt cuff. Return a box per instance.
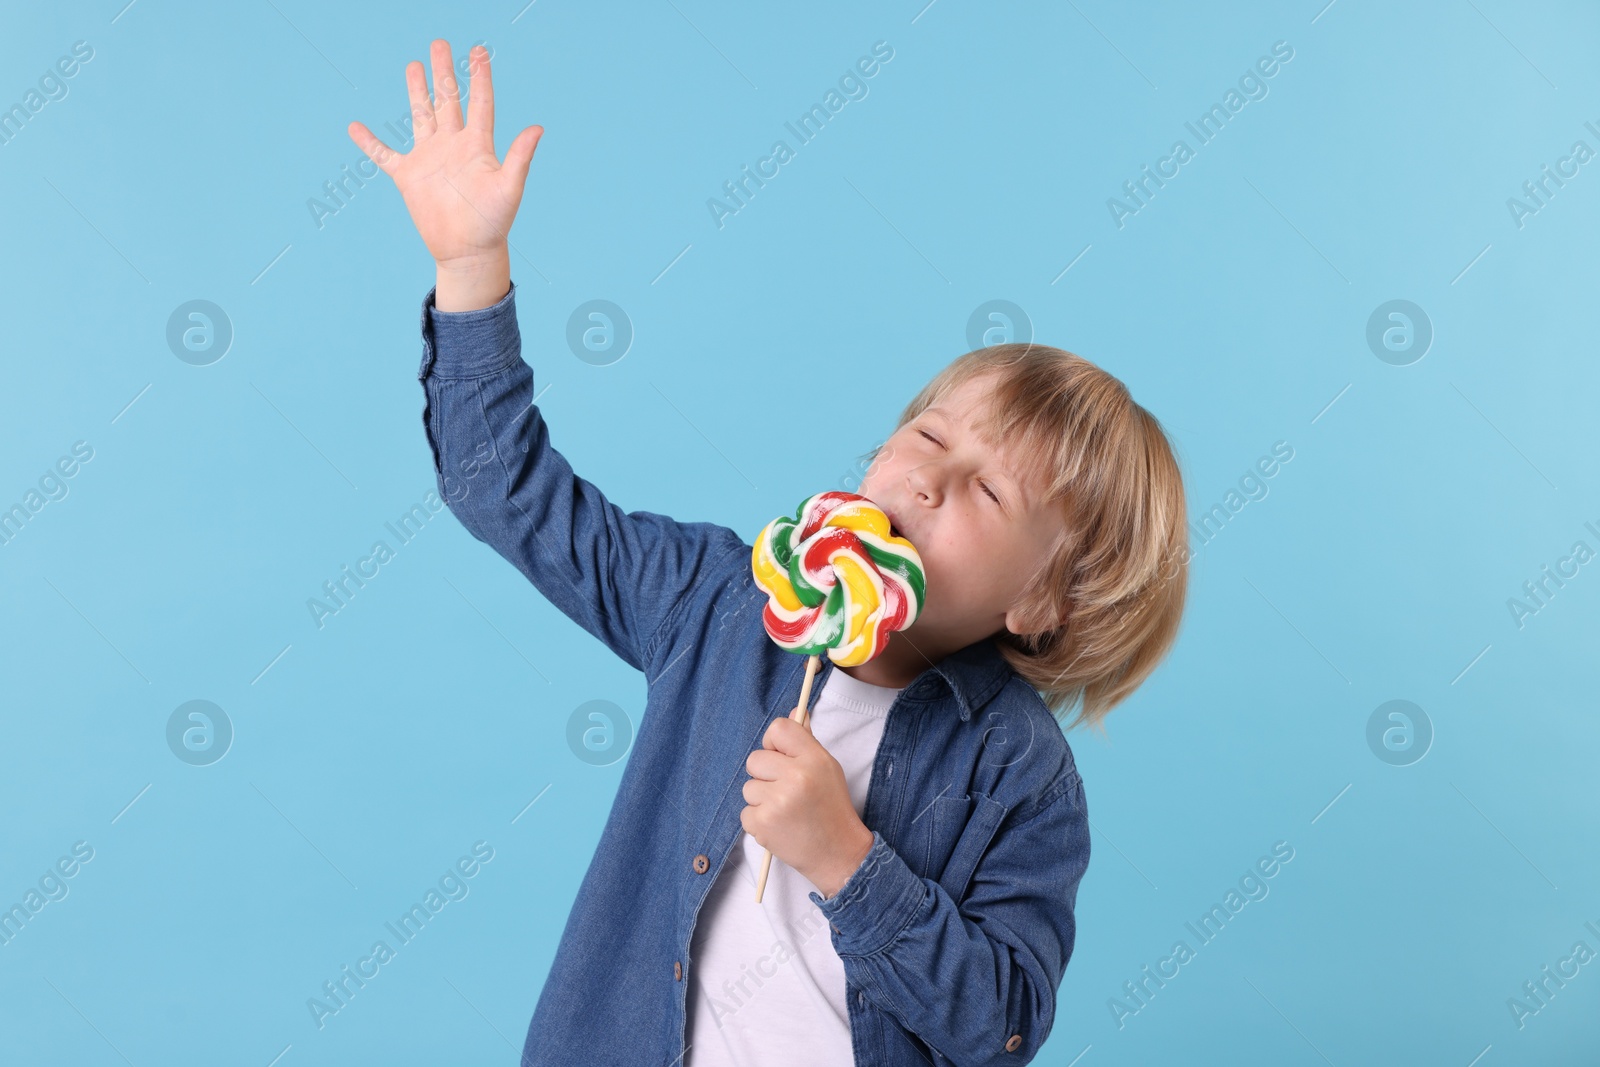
[808,830,927,957]
[417,280,521,381]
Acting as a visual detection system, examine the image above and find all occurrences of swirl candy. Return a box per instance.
[750,490,926,668]
[748,490,926,903]
[752,491,924,667]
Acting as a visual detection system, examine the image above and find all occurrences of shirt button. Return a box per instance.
[1005,1034,1022,1052]
[674,960,683,981]
[856,990,865,1008]
[692,853,709,874]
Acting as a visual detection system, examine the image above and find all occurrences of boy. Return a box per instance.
[350,41,1188,1066]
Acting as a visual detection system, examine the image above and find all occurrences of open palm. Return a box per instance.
[347,40,542,270]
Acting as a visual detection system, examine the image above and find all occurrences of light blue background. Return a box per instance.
[2,1,1597,1064]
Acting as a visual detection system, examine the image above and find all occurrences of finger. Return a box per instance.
[465,44,494,134]
[430,38,463,132]
[745,749,781,781]
[346,121,401,177]
[762,716,812,757]
[406,60,436,140]
[502,124,543,182]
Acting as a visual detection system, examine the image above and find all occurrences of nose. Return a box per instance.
[905,464,943,508]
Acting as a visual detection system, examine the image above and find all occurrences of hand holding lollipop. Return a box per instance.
[748,490,925,902]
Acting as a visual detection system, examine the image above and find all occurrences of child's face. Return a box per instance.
[858,373,1065,662]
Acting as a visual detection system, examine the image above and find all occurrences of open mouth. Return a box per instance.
[874,499,905,540]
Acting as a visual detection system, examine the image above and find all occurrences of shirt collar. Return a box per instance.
[826,635,1011,722]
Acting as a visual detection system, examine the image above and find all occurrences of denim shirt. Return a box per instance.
[417,282,1092,1066]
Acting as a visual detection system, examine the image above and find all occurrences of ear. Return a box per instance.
[1004,599,1066,638]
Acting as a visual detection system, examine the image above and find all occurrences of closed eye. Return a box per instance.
[920,430,1002,505]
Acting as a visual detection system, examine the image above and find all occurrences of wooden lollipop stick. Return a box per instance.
[754,653,821,903]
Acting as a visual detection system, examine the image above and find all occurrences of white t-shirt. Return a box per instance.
[685,666,902,1066]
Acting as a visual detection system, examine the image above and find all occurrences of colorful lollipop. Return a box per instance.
[748,490,926,901]
[752,490,925,667]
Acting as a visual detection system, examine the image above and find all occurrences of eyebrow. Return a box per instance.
[921,406,1031,512]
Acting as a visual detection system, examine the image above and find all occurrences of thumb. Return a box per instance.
[502,125,544,185]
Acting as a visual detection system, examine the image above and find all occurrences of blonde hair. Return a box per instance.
[866,342,1189,735]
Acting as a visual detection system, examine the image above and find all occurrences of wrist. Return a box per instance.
[816,822,875,900]
[434,247,511,312]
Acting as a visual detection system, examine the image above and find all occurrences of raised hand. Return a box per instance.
[348,40,543,310]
